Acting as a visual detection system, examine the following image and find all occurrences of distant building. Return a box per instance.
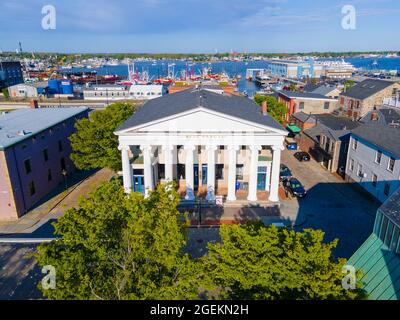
[83,84,130,101]
[0,61,24,89]
[129,84,166,99]
[346,124,400,203]
[348,188,400,300]
[0,107,89,221]
[8,81,48,98]
[339,79,400,120]
[278,91,338,122]
[293,113,360,173]
[319,60,355,79]
[83,84,165,101]
[265,60,324,79]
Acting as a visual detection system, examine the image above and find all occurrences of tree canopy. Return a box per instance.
[36,182,365,300]
[254,95,287,125]
[69,102,135,172]
[202,222,366,300]
[36,181,204,300]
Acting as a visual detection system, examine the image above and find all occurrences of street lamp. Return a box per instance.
[62,169,68,190]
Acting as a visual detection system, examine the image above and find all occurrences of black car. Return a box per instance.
[280,164,292,181]
[285,178,307,198]
[294,152,311,162]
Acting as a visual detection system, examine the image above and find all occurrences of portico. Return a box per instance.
[115,89,287,202]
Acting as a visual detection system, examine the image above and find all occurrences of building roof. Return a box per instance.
[314,114,360,131]
[302,83,319,93]
[311,86,338,96]
[379,187,400,227]
[0,107,88,150]
[117,89,285,132]
[360,108,400,126]
[279,90,337,100]
[342,79,395,100]
[348,233,400,300]
[303,114,360,141]
[292,112,317,124]
[351,124,400,158]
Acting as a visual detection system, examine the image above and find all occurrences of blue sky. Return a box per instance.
[0,0,399,53]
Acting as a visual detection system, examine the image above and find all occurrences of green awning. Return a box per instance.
[286,125,301,133]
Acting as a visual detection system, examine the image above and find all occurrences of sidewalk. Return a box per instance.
[0,168,114,235]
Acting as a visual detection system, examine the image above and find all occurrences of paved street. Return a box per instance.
[0,244,42,300]
[280,149,379,258]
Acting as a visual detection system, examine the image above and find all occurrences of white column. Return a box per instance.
[185,145,196,200]
[141,145,153,198]
[265,162,272,192]
[269,145,283,202]
[227,145,239,202]
[164,145,174,181]
[120,146,133,193]
[206,145,217,201]
[248,145,261,202]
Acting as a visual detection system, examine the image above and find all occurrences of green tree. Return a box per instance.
[36,181,204,300]
[69,102,135,172]
[202,223,366,300]
[344,80,355,92]
[254,95,287,125]
[1,88,10,99]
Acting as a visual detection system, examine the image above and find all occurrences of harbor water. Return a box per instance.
[68,58,400,96]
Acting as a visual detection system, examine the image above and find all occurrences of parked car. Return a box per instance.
[338,166,346,176]
[285,178,307,198]
[294,152,311,162]
[280,164,293,181]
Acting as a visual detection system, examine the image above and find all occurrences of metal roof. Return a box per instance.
[351,124,400,158]
[348,233,400,300]
[342,79,395,100]
[0,107,88,150]
[116,89,285,132]
[379,187,400,227]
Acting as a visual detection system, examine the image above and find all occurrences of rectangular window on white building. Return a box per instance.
[357,164,363,177]
[352,138,358,150]
[387,157,395,172]
[375,151,382,164]
[350,159,354,171]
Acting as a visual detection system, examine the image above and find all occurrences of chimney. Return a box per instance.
[261,100,267,115]
[370,111,379,121]
[30,99,38,109]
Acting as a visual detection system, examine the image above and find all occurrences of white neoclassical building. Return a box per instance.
[115,89,287,202]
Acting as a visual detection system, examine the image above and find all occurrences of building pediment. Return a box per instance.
[117,108,285,135]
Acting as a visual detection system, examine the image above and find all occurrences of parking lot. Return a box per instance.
[280,148,379,258]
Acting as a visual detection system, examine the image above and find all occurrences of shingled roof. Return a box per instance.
[342,79,395,100]
[351,124,400,157]
[116,89,285,132]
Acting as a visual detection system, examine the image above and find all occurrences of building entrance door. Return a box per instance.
[194,165,199,190]
[134,176,145,194]
[257,173,267,190]
[202,164,208,186]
